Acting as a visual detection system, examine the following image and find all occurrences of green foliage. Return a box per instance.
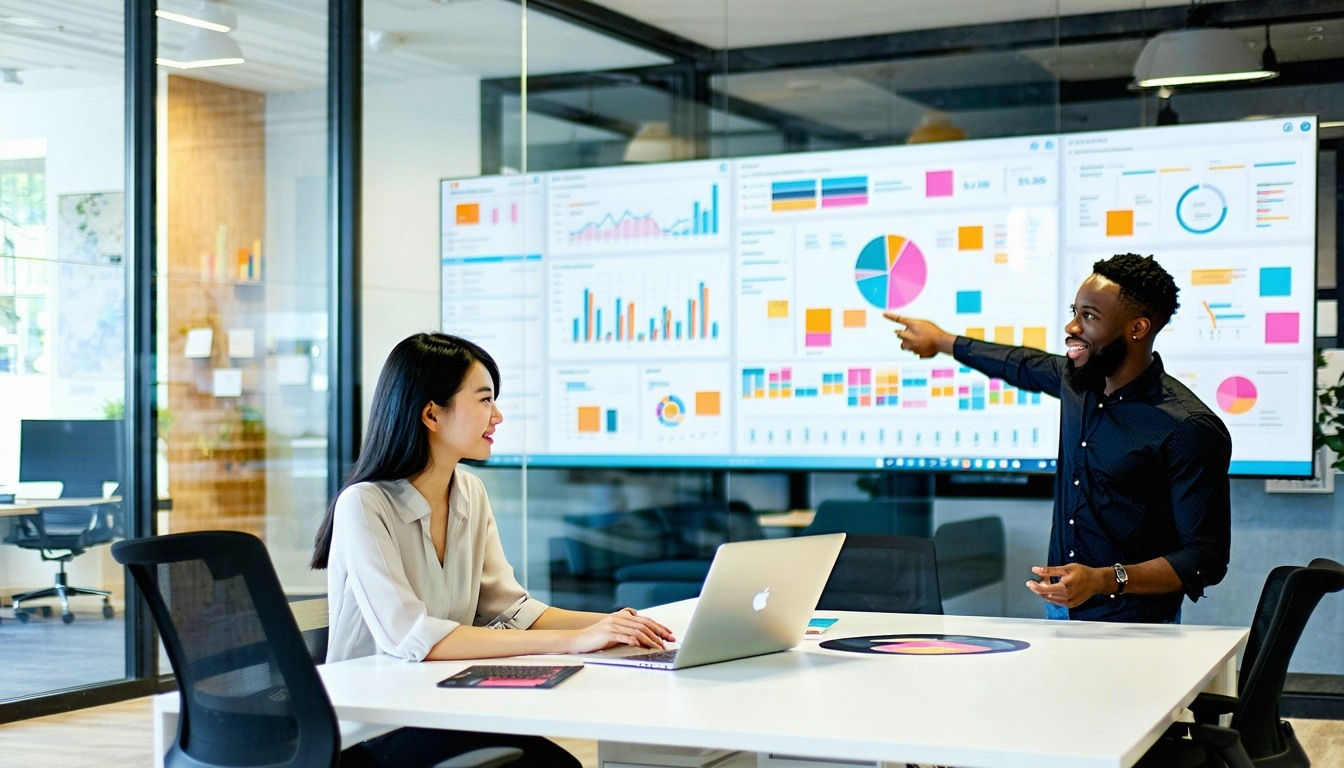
[1314,353,1344,472]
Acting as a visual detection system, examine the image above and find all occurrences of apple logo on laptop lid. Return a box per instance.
[752,586,770,612]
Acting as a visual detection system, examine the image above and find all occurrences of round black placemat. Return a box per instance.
[819,633,1030,655]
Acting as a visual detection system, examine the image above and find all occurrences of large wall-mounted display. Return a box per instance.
[441,117,1318,476]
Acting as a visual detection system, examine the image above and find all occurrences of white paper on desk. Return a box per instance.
[213,368,244,397]
[184,328,213,359]
[276,355,310,386]
[227,328,256,359]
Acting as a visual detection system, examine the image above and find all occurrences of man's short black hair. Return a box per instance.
[1092,253,1180,330]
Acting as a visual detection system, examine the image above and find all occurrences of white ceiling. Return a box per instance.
[1,0,1340,142]
[0,0,670,94]
[584,0,1233,49]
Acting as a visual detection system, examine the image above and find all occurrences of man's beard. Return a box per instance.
[1065,335,1127,394]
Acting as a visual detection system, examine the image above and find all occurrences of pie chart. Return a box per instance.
[855,234,927,310]
[1216,376,1257,415]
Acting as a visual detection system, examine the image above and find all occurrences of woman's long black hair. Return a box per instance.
[310,332,500,569]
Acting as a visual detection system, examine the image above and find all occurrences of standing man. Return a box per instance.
[886,253,1230,622]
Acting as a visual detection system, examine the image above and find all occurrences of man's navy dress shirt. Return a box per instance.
[954,337,1231,622]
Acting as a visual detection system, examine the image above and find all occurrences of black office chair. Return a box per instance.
[816,534,942,614]
[1138,558,1344,768]
[6,500,120,623]
[113,531,522,768]
[611,501,763,610]
[933,516,1006,601]
[803,499,933,538]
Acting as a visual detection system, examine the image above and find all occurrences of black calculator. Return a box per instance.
[436,664,582,689]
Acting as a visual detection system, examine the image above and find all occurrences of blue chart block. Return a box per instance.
[956,290,983,314]
[1260,267,1292,297]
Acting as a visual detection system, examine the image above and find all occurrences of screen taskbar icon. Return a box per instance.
[882,457,1057,472]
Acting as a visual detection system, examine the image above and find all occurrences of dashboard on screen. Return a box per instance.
[441,117,1318,477]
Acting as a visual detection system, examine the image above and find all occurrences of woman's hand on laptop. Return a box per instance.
[567,608,676,654]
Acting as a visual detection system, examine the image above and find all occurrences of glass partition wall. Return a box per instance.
[463,0,1344,708]
[0,0,128,702]
[155,0,332,596]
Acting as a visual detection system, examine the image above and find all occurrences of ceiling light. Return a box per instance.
[1133,27,1277,88]
[156,1,235,34]
[906,111,967,144]
[157,28,244,69]
[623,122,693,164]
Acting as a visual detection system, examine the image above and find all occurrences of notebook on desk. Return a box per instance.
[584,533,845,671]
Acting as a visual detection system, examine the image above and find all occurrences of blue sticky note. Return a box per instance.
[1260,267,1291,297]
[956,290,983,314]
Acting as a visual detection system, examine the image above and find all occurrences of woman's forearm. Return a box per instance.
[425,623,575,660]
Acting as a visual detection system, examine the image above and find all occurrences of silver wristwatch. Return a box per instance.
[1111,563,1129,596]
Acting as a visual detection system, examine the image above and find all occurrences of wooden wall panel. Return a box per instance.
[164,75,267,538]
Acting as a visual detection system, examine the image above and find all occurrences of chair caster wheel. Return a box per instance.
[62,611,75,624]
[15,609,30,623]
[103,605,115,619]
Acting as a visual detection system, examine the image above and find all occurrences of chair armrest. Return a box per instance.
[1188,692,1237,724]
[1186,723,1254,768]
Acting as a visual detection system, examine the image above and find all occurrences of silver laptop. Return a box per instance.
[584,533,845,671]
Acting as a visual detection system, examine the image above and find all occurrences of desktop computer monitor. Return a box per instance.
[19,419,125,498]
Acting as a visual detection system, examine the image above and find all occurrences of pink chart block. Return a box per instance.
[821,195,869,208]
[1265,312,1300,344]
[925,170,954,198]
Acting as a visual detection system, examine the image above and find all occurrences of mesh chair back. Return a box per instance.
[113,531,339,768]
[816,534,942,614]
[1233,557,1344,760]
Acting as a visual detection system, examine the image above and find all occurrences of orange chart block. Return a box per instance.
[1192,269,1236,286]
[805,308,833,333]
[577,406,601,433]
[695,391,722,416]
[842,310,867,328]
[965,327,986,341]
[957,226,984,251]
[994,326,1015,345]
[1022,326,1047,350]
[456,203,481,225]
[1106,209,1134,237]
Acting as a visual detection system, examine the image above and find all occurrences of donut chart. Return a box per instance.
[1176,184,1228,235]
[1216,376,1257,415]
[656,394,686,426]
[854,234,927,310]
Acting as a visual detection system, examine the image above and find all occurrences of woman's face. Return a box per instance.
[430,361,502,462]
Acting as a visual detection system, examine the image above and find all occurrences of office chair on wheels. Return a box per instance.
[6,501,120,623]
[113,531,522,768]
[8,418,124,623]
[1137,558,1344,768]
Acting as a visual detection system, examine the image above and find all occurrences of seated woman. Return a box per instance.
[312,332,674,767]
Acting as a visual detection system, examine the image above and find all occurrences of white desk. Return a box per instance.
[154,603,1246,768]
[0,496,121,517]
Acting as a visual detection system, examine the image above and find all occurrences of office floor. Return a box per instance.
[1,697,1342,768]
[0,608,125,700]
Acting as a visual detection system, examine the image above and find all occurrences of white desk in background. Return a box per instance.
[0,496,122,517]
[155,602,1246,768]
